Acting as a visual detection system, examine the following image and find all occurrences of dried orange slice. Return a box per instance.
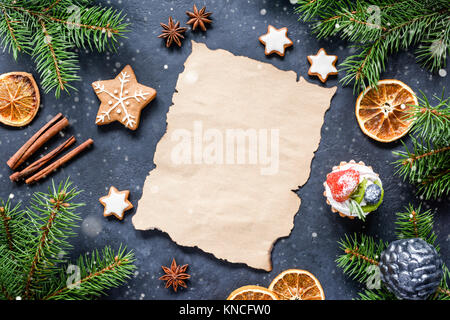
[355,79,418,142]
[0,72,40,127]
[268,269,325,300]
[227,285,278,300]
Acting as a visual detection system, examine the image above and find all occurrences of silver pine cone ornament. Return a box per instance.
[379,238,443,300]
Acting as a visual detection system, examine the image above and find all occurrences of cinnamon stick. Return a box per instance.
[10,136,76,182]
[7,113,69,170]
[25,139,94,185]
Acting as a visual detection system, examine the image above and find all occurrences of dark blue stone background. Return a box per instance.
[0,0,448,300]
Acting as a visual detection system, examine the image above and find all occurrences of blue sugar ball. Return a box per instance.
[364,183,382,205]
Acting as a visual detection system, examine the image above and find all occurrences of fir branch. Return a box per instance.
[36,19,70,95]
[0,179,135,300]
[357,287,397,300]
[393,91,450,200]
[0,284,13,300]
[0,198,31,256]
[434,266,450,300]
[408,91,450,141]
[0,204,14,251]
[1,7,21,55]
[395,204,437,248]
[0,0,128,97]
[23,179,83,299]
[43,0,63,12]
[43,246,135,300]
[0,245,23,300]
[393,138,450,199]
[336,234,387,284]
[0,5,30,59]
[295,0,450,91]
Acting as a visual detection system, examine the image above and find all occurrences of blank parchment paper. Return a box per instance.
[133,42,336,271]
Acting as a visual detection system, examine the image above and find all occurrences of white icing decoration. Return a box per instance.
[325,163,382,217]
[94,71,151,129]
[102,188,130,219]
[308,49,338,80]
[259,25,292,56]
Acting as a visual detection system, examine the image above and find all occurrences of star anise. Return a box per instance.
[186,4,212,31]
[158,16,187,47]
[159,258,191,292]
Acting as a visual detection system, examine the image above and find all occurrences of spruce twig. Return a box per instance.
[336,234,386,284]
[0,179,135,300]
[295,0,450,91]
[395,204,438,248]
[393,92,450,200]
[0,0,129,97]
[43,246,135,300]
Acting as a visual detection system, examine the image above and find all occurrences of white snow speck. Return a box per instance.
[81,216,103,237]
[260,9,267,15]
[438,69,447,77]
[184,71,199,84]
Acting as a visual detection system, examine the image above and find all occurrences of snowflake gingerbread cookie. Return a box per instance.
[259,25,293,57]
[99,186,133,220]
[92,65,157,130]
[307,48,338,83]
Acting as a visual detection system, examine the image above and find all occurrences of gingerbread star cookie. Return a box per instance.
[259,25,293,57]
[99,186,133,220]
[92,65,156,130]
[307,48,338,83]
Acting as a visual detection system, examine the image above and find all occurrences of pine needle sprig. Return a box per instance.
[407,91,450,142]
[23,179,83,299]
[0,178,136,300]
[0,0,129,97]
[294,0,450,92]
[43,246,135,300]
[395,204,437,248]
[0,198,24,251]
[357,287,396,300]
[336,234,386,284]
[393,138,450,199]
[393,92,450,200]
[33,18,80,97]
[433,265,450,300]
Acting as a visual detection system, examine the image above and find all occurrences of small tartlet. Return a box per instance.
[323,160,383,220]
